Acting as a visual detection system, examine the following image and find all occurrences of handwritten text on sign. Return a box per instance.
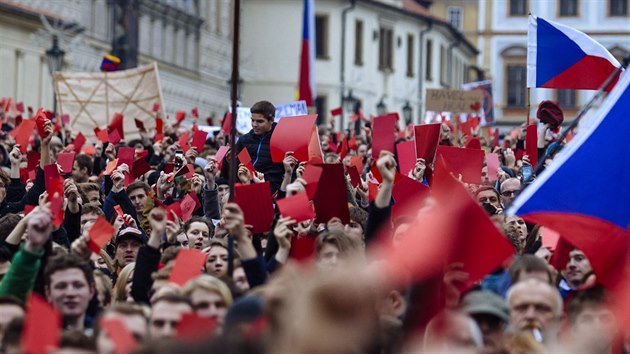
[425,89,483,113]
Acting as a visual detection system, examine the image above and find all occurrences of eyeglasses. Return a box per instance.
[478,196,498,204]
[501,190,518,197]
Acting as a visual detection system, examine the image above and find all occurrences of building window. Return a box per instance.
[354,20,363,66]
[315,15,329,59]
[314,96,327,125]
[440,45,447,86]
[559,0,579,16]
[506,65,527,107]
[447,6,463,31]
[425,39,433,81]
[509,0,528,16]
[557,90,577,108]
[610,0,628,16]
[406,34,414,77]
[378,26,394,72]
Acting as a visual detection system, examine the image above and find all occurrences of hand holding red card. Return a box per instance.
[234,182,275,234]
[35,109,50,138]
[270,114,318,162]
[87,216,116,254]
[168,249,206,286]
[435,145,485,185]
[371,114,397,158]
[22,294,61,354]
[191,130,208,152]
[56,153,75,175]
[414,123,441,164]
[396,140,416,176]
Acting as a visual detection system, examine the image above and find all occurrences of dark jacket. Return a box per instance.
[236,123,284,193]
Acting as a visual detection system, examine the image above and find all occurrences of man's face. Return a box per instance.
[97,312,147,354]
[477,190,501,209]
[128,188,147,214]
[233,267,250,292]
[344,222,364,247]
[115,238,142,267]
[46,268,94,321]
[500,179,521,205]
[251,113,273,136]
[509,282,559,334]
[149,301,192,338]
[217,184,229,204]
[205,246,228,277]
[187,221,210,250]
[189,288,228,324]
[85,190,101,207]
[470,314,506,352]
[562,249,593,287]
[0,304,24,343]
[72,161,87,182]
[571,304,617,352]
[317,243,340,270]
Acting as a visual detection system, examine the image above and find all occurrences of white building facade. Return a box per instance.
[241,0,478,128]
[0,0,234,121]
[476,0,630,124]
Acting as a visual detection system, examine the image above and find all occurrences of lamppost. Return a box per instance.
[342,89,357,129]
[376,96,387,116]
[46,35,65,114]
[402,101,412,125]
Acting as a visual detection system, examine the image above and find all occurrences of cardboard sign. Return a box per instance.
[425,89,483,113]
[274,100,308,121]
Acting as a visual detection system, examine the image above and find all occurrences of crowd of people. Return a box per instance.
[0,98,625,354]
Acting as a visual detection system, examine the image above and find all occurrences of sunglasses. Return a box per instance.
[501,190,518,197]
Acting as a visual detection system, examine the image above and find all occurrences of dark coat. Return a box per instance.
[236,123,284,193]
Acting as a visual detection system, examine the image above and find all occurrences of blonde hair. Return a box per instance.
[112,262,135,303]
[182,274,233,307]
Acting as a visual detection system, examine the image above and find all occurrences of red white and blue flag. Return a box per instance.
[298,0,316,106]
[509,69,629,287]
[527,15,621,91]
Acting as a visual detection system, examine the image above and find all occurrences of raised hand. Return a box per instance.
[273,216,296,250]
[376,151,397,184]
[25,208,53,253]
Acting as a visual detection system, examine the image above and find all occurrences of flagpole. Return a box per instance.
[525,55,629,184]
[526,87,531,125]
[227,0,241,279]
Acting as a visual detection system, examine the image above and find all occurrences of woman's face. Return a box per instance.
[189,288,228,324]
[188,222,210,250]
[205,246,228,277]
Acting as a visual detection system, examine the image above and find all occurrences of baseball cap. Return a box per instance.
[114,227,147,246]
[460,290,510,323]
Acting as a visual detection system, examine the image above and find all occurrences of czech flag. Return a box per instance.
[527,15,621,91]
[298,0,315,107]
[508,69,629,287]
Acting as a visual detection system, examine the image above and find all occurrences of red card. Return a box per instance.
[465,137,481,150]
[308,130,324,164]
[16,101,24,113]
[436,146,485,185]
[35,109,49,138]
[180,193,199,221]
[3,98,12,113]
[370,164,402,184]
[313,164,350,224]
[50,191,64,227]
[113,205,126,223]
[371,114,397,158]
[169,249,207,286]
[136,149,148,159]
[392,175,430,218]
[301,164,323,199]
[237,148,255,174]
[191,107,199,118]
[176,313,218,341]
[396,140,416,176]
[349,156,363,175]
[153,103,160,112]
[155,118,163,134]
[414,123,441,165]
[27,151,40,171]
[215,145,229,171]
[95,128,109,143]
[290,235,316,262]
[191,130,208,152]
[348,165,361,188]
[87,216,116,254]
[134,118,145,132]
[175,163,194,178]
[108,129,122,145]
[222,112,232,135]
[108,113,125,139]
[104,159,119,175]
[164,163,174,174]
[61,114,70,125]
[270,114,318,162]
[166,202,183,221]
[44,164,63,195]
[330,107,343,117]
[526,124,538,168]
[24,204,35,216]
[101,318,137,354]
[56,153,75,175]
[178,132,190,152]
[117,147,135,168]
[13,119,35,153]
[234,182,275,234]
[485,153,500,182]
[175,111,186,124]
[131,158,151,179]
[277,192,315,223]
[22,294,61,354]
[73,132,86,152]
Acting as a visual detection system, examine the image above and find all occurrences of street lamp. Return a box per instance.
[343,90,357,113]
[46,35,65,113]
[376,96,386,116]
[402,101,412,124]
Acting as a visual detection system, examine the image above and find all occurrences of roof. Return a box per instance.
[0,0,69,26]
